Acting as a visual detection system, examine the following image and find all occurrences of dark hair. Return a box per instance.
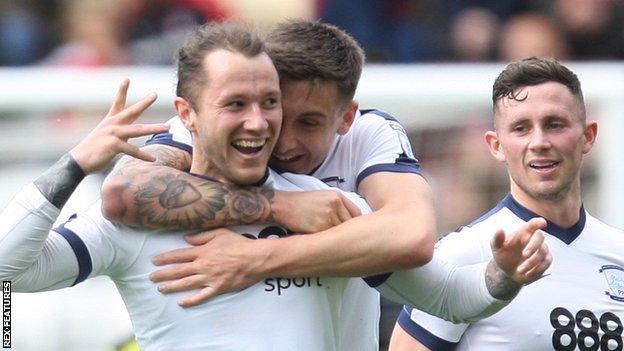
[176,22,266,108]
[492,57,584,111]
[265,19,365,104]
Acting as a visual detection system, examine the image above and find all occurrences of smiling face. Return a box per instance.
[269,79,357,174]
[175,49,282,185]
[485,82,597,204]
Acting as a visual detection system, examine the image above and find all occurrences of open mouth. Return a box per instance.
[272,154,304,163]
[529,161,559,170]
[231,139,267,155]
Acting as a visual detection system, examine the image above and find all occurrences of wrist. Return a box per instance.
[485,260,522,301]
[268,190,291,226]
[34,153,87,209]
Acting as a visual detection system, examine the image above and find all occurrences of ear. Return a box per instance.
[174,97,197,132]
[337,100,358,135]
[484,130,506,162]
[581,120,598,154]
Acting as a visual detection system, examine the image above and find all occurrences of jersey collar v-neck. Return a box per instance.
[502,194,586,245]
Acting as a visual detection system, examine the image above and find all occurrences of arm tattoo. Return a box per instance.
[484,260,522,300]
[130,173,275,229]
[34,153,86,209]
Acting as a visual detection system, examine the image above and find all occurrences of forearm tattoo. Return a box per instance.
[130,173,275,229]
[484,260,522,301]
[108,144,275,230]
[34,153,86,209]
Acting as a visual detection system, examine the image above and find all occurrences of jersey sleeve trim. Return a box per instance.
[356,160,423,188]
[397,307,458,351]
[52,224,92,286]
[145,133,193,154]
[362,272,392,287]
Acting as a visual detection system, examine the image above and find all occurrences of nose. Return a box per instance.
[273,122,296,154]
[528,127,551,151]
[244,104,269,133]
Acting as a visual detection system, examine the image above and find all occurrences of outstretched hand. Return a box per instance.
[70,79,169,174]
[490,217,552,286]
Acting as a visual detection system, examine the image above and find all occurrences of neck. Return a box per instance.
[510,180,582,228]
[189,150,231,185]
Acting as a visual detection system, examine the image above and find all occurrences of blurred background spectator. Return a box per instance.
[2,0,623,66]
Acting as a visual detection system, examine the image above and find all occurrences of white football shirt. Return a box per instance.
[6,171,372,351]
[398,194,624,351]
[147,109,423,350]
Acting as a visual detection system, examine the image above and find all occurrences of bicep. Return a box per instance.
[358,171,433,211]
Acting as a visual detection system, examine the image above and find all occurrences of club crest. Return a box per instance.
[600,265,624,302]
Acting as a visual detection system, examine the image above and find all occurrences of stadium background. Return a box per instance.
[0,1,623,350]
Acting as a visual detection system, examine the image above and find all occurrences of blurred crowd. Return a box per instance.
[1,0,623,67]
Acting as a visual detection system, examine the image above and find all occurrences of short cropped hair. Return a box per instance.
[266,19,365,104]
[176,22,266,108]
[492,57,585,115]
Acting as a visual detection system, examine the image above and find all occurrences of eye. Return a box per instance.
[512,124,526,133]
[300,118,320,127]
[548,121,565,129]
[227,101,244,109]
[262,97,279,108]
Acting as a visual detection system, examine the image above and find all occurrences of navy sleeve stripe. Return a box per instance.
[356,162,423,189]
[53,225,93,286]
[145,133,193,154]
[363,272,392,287]
[359,109,399,122]
[397,307,458,351]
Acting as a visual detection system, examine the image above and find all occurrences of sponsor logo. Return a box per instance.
[264,277,323,296]
[600,265,624,302]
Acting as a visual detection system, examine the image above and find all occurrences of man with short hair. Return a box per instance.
[0,24,547,351]
[389,57,624,350]
[99,21,549,349]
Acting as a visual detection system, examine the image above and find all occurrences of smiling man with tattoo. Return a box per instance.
[0,22,551,350]
[93,19,551,346]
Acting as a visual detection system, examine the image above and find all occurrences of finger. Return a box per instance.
[149,263,197,283]
[521,252,552,281]
[517,217,548,246]
[156,274,206,294]
[522,231,545,258]
[115,92,158,123]
[107,79,130,117]
[152,247,197,266]
[115,123,169,139]
[340,195,362,218]
[517,245,548,274]
[115,142,157,163]
[490,229,506,251]
[178,286,219,308]
[185,231,218,246]
[336,202,353,223]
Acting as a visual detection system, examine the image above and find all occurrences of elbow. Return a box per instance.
[395,226,436,269]
[100,178,127,222]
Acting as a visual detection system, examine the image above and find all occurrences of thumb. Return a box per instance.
[490,229,506,251]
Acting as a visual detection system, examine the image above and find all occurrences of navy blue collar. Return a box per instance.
[189,168,270,187]
[501,194,586,245]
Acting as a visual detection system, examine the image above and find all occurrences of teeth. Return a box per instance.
[274,155,296,161]
[232,139,266,148]
[530,162,556,168]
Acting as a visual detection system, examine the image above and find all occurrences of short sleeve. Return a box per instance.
[145,116,193,154]
[352,110,422,188]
